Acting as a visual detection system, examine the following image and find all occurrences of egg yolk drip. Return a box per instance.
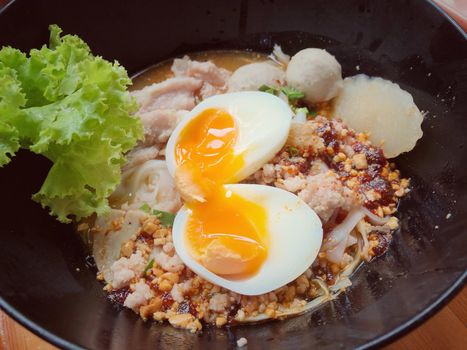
[175,108,268,279]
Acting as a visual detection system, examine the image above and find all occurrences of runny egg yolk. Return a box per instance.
[175,108,268,279]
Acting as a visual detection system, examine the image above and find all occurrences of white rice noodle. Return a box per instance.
[325,238,346,265]
[339,252,362,279]
[356,220,371,262]
[362,207,391,226]
[111,159,181,213]
[326,209,339,227]
[326,230,359,266]
[330,275,352,293]
[270,44,290,66]
[323,208,365,250]
[323,207,365,265]
[347,232,358,247]
[330,253,361,293]
[312,278,332,299]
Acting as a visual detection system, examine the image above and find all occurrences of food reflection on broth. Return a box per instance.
[87,45,422,332]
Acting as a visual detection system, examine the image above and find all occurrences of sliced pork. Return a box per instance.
[131,76,202,112]
[171,56,231,99]
[140,109,188,145]
[124,145,161,171]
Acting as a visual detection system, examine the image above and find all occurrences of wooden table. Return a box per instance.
[1,287,465,350]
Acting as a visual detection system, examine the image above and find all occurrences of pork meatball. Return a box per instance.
[286,48,343,103]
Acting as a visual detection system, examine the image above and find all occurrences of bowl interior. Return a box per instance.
[0,0,466,349]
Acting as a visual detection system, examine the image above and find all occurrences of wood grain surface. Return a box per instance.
[0,287,465,350]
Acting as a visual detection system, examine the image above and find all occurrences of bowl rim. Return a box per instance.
[429,0,467,37]
[0,0,465,349]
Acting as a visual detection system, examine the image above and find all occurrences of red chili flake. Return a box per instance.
[353,142,386,168]
[371,232,392,256]
[360,176,395,208]
[108,287,130,306]
[137,231,153,244]
[145,274,156,283]
[177,300,197,316]
[227,302,241,323]
[318,124,340,151]
[160,292,174,311]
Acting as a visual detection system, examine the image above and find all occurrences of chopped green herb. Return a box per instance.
[152,209,176,228]
[143,259,154,275]
[308,108,318,117]
[281,86,305,100]
[295,106,317,119]
[259,84,278,95]
[287,146,300,157]
[139,203,151,213]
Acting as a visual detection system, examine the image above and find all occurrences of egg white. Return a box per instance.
[172,184,323,296]
[165,91,293,183]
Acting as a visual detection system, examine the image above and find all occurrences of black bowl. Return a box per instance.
[0,0,466,349]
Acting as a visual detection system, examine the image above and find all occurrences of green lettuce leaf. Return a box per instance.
[0,25,143,222]
[0,63,25,165]
[0,120,20,166]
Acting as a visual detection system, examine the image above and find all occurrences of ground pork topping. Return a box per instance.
[298,172,356,221]
[110,251,146,289]
[152,250,184,273]
[287,121,325,152]
[123,279,154,311]
[208,293,230,312]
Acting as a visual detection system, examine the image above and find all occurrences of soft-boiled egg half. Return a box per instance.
[173,184,322,295]
[166,91,293,183]
[165,91,323,295]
